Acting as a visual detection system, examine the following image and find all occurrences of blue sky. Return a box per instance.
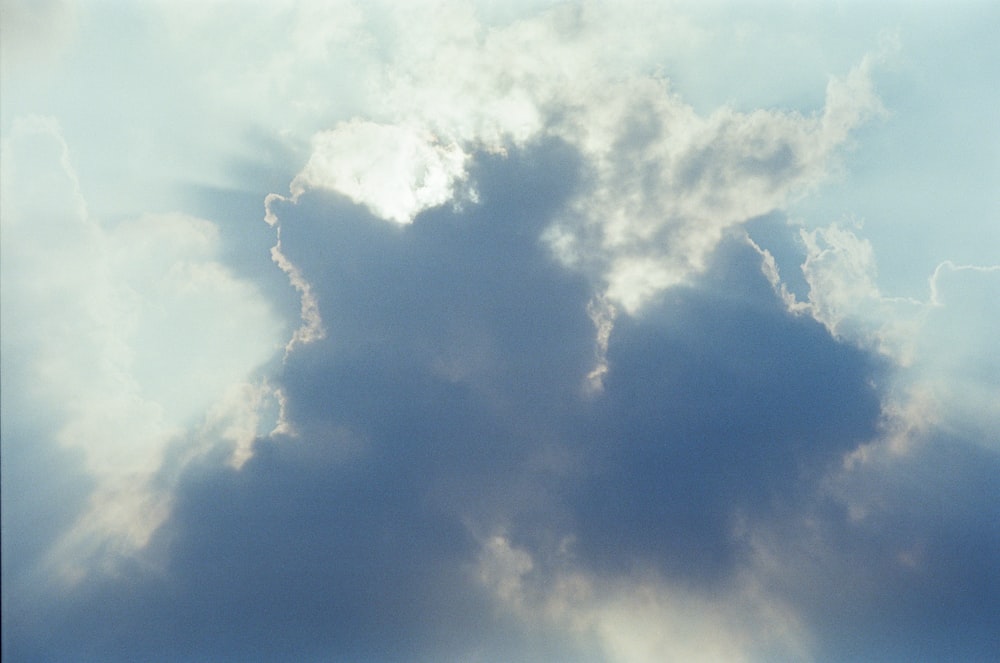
[2,1,998,661]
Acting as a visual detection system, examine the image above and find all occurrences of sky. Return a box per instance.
[1,1,998,662]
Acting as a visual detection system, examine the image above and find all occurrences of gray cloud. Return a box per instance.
[748,432,1000,663]
[3,142,905,662]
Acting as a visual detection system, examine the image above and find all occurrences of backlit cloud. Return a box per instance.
[2,2,997,663]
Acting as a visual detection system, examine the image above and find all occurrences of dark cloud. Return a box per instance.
[265,137,601,589]
[760,434,1000,663]
[565,235,884,582]
[2,139,601,663]
[4,137,992,663]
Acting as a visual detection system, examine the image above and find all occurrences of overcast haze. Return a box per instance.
[2,1,998,662]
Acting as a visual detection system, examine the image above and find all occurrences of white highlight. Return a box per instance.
[585,296,617,393]
[293,120,469,225]
[265,192,326,355]
[475,533,810,663]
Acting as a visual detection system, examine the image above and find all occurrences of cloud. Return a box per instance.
[292,120,470,225]
[920,262,1000,442]
[255,175,884,661]
[3,3,997,663]
[774,222,1000,450]
[0,117,285,583]
[6,140,891,661]
[567,237,881,576]
[740,216,1000,661]
[275,2,887,317]
[477,533,810,663]
[545,48,886,314]
[796,222,925,362]
[742,423,1000,663]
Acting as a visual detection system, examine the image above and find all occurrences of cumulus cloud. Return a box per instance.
[545,49,886,314]
[5,147,888,661]
[214,177,879,662]
[3,2,998,663]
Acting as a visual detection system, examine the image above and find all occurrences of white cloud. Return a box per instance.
[0,117,286,579]
[585,296,617,393]
[144,1,890,364]
[278,2,887,319]
[292,120,469,224]
[542,48,886,315]
[475,534,809,663]
[797,222,924,363]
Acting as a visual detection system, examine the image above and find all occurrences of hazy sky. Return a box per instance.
[2,2,998,662]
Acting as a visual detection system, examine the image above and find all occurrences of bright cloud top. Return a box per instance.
[282,4,890,316]
[293,120,469,225]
